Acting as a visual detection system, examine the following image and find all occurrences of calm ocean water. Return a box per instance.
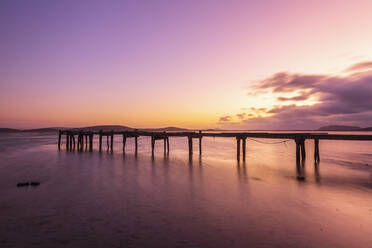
[0,132,372,247]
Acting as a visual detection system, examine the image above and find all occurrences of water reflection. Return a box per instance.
[187,154,204,196]
[314,162,321,183]
[3,133,372,248]
[236,161,248,184]
[296,159,306,181]
[295,157,322,184]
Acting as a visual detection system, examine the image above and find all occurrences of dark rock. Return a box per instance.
[16,181,40,187]
[30,182,40,187]
[16,182,30,187]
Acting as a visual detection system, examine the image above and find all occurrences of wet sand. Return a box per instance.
[1,133,372,247]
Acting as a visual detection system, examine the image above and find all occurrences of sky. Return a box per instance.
[1,0,372,129]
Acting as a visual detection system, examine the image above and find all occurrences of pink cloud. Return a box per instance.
[218,61,372,129]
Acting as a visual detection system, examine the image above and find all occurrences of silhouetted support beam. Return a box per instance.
[242,138,246,161]
[70,135,74,150]
[58,131,61,150]
[199,130,202,155]
[122,133,127,153]
[296,140,301,164]
[301,140,306,160]
[166,137,170,154]
[80,135,83,150]
[236,137,241,161]
[163,138,167,155]
[66,135,70,150]
[110,130,114,152]
[135,136,138,155]
[188,136,193,156]
[295,136,306,162]
[314,138,320,162]
[89,134,93,151]
[99,130,102,151]
[151,135,169,157]
[85,135,88,150]
[71,135,75,150]
[68,135,71,150]
[151,136,155,157]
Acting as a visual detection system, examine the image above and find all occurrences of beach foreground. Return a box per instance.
[1,133,372,247]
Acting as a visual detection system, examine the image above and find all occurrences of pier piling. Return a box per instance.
[295,136,306,162]
[70,134,74,150]
[166,137,170,154]
[135,135,138,155]
[123,133,127,153]
[110,130,114,152]
[151,136,155,157]
[99,130,102,151]
[242,137,246,161]
[163,134,167,156]
[236,136,247,161]
[236,137,241,161]
[199,130,202,155]
[301,140,306,160]
[188,135,193,157]
[106,135,109,151]
[58,130,372,167]
[314,138,320,162]
[58,131,61,150]
[89,134,93,151]
[151,133,169,157]
[66,134,69,150]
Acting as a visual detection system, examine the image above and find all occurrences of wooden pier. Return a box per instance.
[58,130,372,162]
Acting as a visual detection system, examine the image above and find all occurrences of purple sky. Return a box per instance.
[1,0,372,129]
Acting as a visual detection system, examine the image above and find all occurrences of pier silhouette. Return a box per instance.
[58,130,372,163]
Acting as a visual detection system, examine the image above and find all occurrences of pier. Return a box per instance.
[58,130,372,162]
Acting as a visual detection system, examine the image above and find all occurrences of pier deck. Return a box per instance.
[58,130,372,162]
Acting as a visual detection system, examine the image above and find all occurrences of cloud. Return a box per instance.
[277,91,312,102]
[219,115,232,122]
[236,113,246,119]
[253,72,325,93]
[218,61,372,129]
[344,61,372,72]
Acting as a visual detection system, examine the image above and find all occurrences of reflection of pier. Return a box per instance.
[58,130,372,162]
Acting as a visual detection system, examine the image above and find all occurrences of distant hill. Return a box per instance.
[22,128,60,133]
[0,128,20,133]
[75,125,190,132]
[142,126,190,132]
[360,127,372,131]
[0,127,59,133]
[317,125,372,131]
[74,125,134,132]
[0,125,190,133]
